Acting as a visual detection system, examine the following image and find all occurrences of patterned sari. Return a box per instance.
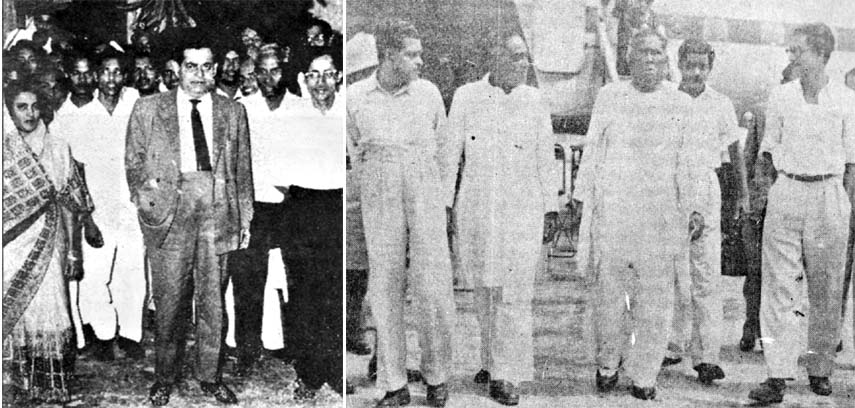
[2,121,90,403]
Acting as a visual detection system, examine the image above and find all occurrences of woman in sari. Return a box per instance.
[2,81,94,404]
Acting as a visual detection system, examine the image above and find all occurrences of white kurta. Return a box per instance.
[446,77,558,384]
[447,76,559,300]
[53,88,146,342]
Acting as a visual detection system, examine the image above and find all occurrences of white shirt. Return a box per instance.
[243,91,342,202]
[761,80,855,175]
[52,87,140,229]
[176,88,214,173]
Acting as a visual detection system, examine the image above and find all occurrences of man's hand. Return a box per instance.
[689,211,705,241]
[239,228,251,250]
[543,211,559,244]
[83,215,104,248]
[65,250,84,280]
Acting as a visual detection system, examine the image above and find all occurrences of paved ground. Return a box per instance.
[8,336,342,407]
[346,247,855,408]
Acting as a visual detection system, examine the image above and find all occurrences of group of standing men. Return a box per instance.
[348,18,854,407]
[6,18,344,406]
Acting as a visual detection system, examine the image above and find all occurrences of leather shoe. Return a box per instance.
[200,381,238,404]
[149,382,172,406]
[739,337,755,352]
[661,356,682,367]
[426,383,449,407]
[630,385,656,400]
[748,378,785,404]
[117,337,145,360]
[474,369,491,384]
[694,363,725,385]
[376,386,410,407]
[808,376,832,396]
[835,340,843,353]
[595,370,618,393]
[347,339,372,355]
[489,380,519,406]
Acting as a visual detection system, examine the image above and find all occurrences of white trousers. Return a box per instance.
[475,287,534,385]
[359,159,455,391]
[761,176,849,378]
[671,221,724,366]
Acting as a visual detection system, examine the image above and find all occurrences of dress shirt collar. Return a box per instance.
[176,86,212,107]
[367,71,412,97]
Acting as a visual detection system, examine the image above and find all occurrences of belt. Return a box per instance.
[779,171,838,182]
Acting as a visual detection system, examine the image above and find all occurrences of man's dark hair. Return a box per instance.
[792,22,835,64]
[94,47,129,75]
[170,29,214,64]
[678,38,715,68]
[10,40,46,58]
[374,19,420,62]
[63,49,93,73]
[305,18,334,43]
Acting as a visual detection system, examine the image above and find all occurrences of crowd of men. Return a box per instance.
[3,13,344,406]
[347,19,855,407]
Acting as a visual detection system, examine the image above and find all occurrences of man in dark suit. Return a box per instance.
[125,32,253,406]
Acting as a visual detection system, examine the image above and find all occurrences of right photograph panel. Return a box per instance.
[345,0,855,406]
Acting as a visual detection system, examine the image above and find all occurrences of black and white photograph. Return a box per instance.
[2,0,343,406]
[345,0,855,407]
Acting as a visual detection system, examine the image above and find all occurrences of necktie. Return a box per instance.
[190,99,212,171]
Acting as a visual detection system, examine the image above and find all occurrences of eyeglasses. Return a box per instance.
[182,62,216,75]
[305,69,339,81]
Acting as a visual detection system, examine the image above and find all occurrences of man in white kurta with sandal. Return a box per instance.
[446,32,558,406]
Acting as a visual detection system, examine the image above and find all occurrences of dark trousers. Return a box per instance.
[148,173,226,383]
[346,269,369,348]
[226,201,283,361]
[280,186,343,391]
[742,211,765,342]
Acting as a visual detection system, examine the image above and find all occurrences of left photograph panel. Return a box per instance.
[2,0,344,406]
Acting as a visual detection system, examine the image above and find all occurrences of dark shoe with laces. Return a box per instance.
[474,369,491,384]
[748,378,785,404]
[149,382,172,406]
[489,380,519,406]
[694,363,725,385]
[426,383,448,407]
[630,385,656,400]
[117,337,145,360]
[808,376,831,396]
[595,370,619,393]
[200,381,238,404]
[661,356,682,367]
[376,386,410,407]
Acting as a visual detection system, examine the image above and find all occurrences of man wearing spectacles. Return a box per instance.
[748,22,855,404]
[125,31,253,406]
[270,53,345,398]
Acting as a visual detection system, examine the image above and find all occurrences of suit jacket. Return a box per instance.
[125,89,254,255]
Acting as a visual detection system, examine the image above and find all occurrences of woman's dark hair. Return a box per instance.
[4,79,53,125]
